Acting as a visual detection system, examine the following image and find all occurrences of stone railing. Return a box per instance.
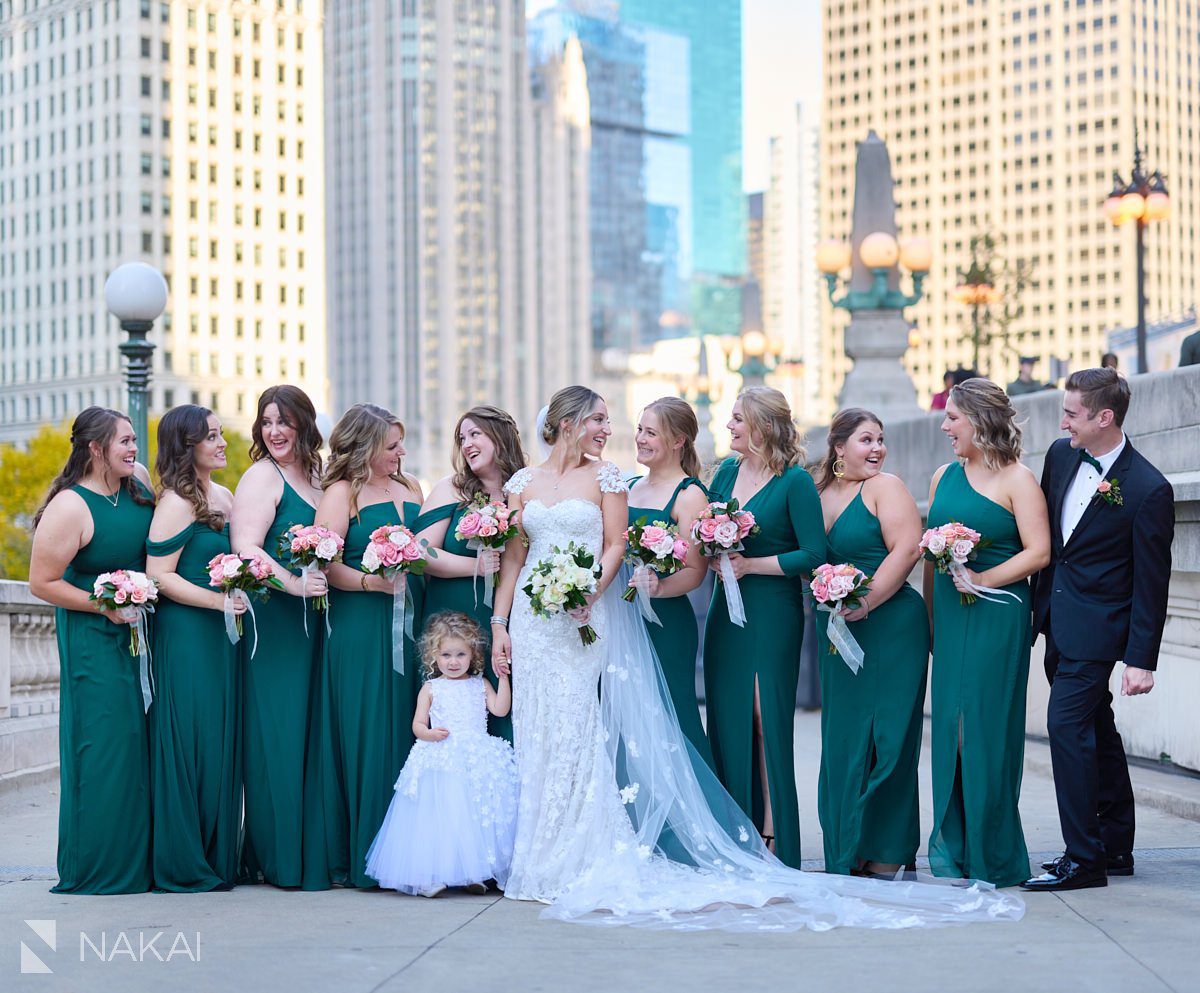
[0,580,60,790]
[877,365,1200,772]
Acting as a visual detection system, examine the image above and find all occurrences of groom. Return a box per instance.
[1023,368,1174,892]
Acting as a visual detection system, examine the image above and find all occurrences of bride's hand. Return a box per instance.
[491,628,512,676]
[567,603,592,626]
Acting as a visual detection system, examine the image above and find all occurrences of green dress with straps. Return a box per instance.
[302,501,424,889]
[701,458,826,868]
[815,486,930,874]
[415,501,511,741]
[241,468,319,887]
[52,483,155,894]
[627,475,714,769]
[927,462,1032,887]
[147,519,242,892]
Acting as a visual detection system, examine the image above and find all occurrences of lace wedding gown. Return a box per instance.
[503,462,1024,931]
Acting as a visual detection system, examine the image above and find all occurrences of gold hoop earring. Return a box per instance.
[832,458,847,479]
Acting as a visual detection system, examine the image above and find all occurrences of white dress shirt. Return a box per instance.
[1061,434,1126,543]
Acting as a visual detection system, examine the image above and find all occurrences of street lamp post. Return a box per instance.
[1104,138,1170,374]
[104,263,168,450]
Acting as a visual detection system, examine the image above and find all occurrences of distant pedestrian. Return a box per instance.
[930,370,954,411]
[1179,328,1200,367]
[1007,357,1045,397]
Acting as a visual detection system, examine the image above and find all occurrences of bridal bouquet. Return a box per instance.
[278,523,344,614]
[523,541,602,645]
[692,499,759,627]
[919,522,1014,606]
[360,524,435,674]
[91,570,159,710]
[207,553,285,652]
[810,563,871,674]
[454,496,520,606]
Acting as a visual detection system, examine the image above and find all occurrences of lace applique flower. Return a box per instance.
[619,783,640,804]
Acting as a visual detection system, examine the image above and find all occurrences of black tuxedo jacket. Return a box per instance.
[1031,436,1174,670]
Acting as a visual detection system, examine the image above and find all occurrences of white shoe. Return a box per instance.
[465,882,489,895]
[418,885,446,898]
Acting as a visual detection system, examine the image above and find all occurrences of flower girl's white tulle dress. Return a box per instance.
[365,675,518,894]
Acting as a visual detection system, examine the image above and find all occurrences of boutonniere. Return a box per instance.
[1094,478,1123,506]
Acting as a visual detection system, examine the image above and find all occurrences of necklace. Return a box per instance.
[102,487,120,509]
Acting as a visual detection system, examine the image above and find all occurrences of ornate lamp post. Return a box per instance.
[725,329,786,390]
[684,337,720,464]
[1104,137,1170,374]
[818,232,932,312]
[952,272,1003,372]
[104,262,168,450]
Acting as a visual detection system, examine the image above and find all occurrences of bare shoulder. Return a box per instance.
[1005,460,1045,498]
[37,488,88,532]
[132,463,154,490]
[675,481,709,515]
[399,472,425,503]
[235,459,283,494]
[867,472,916,508]
[149,489,196,539]
[424,474,459,506]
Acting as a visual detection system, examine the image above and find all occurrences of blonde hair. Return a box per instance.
[642,397,702,478]
[949,378,1023,469]
[420,612,487,680]
[542,385,604,451]
[736,386,805,476]
[323,403,406,518]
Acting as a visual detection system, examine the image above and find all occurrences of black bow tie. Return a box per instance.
[1078,449,1103,473]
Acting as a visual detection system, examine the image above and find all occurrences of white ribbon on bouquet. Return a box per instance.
[816,603,864,675]
[717,552,747,627]
[391,572,415,674]
[300,562,333,638]
[949,561,1021,604]
[630,565,662,627]
[120,604,155,711]
[223,589,259,657]
[467,539,497,609]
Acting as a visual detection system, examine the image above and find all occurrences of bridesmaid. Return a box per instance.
[230,386,328,887]
[145,405,247,891]
[925,378,1049,887]
[813,408,929,877]
[29,407,156,894]
[302,403,425,889]
[702,386,825,868]
[624,397,714,769]
[414,405,526,741]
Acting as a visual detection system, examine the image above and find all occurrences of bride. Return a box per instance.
[489,386,1024,931]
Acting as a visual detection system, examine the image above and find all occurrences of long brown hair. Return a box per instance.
[249,384,324,481]
[737,386,805,476]
[949,378,1023,469]
[643,397,702,478]
[33,407,154,528]
[156,404,226,530]
[451,405,526,505]
[323,403,407,518]
[814,408,883,493]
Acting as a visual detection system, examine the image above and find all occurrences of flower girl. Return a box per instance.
[365,612,518,897]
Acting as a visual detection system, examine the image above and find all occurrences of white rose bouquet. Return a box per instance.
[523,541,602,645]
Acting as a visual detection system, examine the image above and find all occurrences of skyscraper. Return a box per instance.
[820,0,1200,417]
[0,0,328,442]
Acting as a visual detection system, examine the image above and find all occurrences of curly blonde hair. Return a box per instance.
[323,403,407,519]
[736,386,805,476]
[420,611,487,680]
[949,378,1023,469]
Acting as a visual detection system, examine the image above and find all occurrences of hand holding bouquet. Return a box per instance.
[207,553,285,653]
[278,524,344,613]
[454,497,520,605]
[523,541,602,645]
[91,570,159,710]
[692,499,759,626]
[810,563,871,673]
[919,522,1015,606]
[621,518,688,625]
[360,524,435,673]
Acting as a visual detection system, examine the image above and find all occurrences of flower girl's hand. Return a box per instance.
[629,566,659,597]
[491,629,512,676]
[429,726,450,741]
[478,548,502,577]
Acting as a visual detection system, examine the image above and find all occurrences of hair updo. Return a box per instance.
[542,386,604,447]
[948,378,1023,468]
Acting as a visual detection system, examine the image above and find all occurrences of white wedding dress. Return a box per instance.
[503,462,1024,931]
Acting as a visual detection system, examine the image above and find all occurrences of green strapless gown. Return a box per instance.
[627,476,714,770]
[815,487,930,874]
[52,483,155,894]
[241,469,319,887]
[927,462,1032,887]
[415,501,510,741]
[701,458,826,868]
[302,501,424,889]
[147,520,242,891]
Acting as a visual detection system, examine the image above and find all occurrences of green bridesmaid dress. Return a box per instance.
[702,458,826,868]
[415,502,511,741]
[302,501,424,889]
[147,520,242,892]
[52,484,155,894]
[241,466,319,887]
[927,462,1032,887]
[627,476,714,769]
[815,484,930,875]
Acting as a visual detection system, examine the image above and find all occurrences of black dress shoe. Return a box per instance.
[1021,859,1107,892]
[1040,852,1134,876]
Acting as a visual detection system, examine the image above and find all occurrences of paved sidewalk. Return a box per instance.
[2,711,1197,993]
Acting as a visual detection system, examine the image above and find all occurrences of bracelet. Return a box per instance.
[360,574,370,592]
[861,596,870,619]
[490,615,509,628]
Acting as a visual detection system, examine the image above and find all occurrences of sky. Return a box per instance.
[526,1,824,194]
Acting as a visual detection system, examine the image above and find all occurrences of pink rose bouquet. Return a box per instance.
[810,562,872,673]
[360,524,436,674]
[90,570,160,710]
[621,518,687,624]
[920,522,1015,606]
[207,553,285,644]
[691,499,760,626]
[454,496,520,606]
[278,523,345,613]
